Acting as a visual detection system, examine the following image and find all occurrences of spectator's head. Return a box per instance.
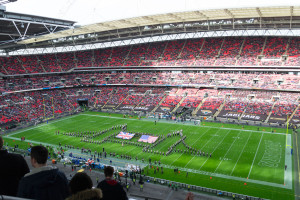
[104,166,114,178]
[69,172,93,195]
[0,136,3,149]
[30,145,48,168]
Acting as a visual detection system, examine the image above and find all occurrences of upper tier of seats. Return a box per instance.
[1,36,300,75]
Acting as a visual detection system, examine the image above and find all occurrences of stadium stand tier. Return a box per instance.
[1,36,300,75]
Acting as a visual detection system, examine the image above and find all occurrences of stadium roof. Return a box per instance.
[16,6,300,45]
[2,5,300,54]
[0,5,75,51]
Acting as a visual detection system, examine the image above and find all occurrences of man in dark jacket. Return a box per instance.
[67,172,102,200]
[97,166,128,200]
[17,145,69,200]
[0,136,29,196]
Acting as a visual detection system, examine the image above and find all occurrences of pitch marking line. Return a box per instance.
[199,129,231,170]
[284,134,293,189]
[81,113,286,135]
[7,115,78,137]
[248,131,264,179]
[230,132,253,176]
[214,131,242,173]
[171,127,213,166]
[182,128,214,168]
[297,133,300,185]
[21,115,115,144]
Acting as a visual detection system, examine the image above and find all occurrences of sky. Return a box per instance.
[5,0,300,25]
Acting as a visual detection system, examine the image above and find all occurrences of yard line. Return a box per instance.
[247,132,264,178]
[81,114,286,135]
[22,115,115,143]
[183,128,223,168]
[230,132,252,176]
[214,131,242,173]
[172,127,212,166]
[8,115,78,136]
[199,129,231,170]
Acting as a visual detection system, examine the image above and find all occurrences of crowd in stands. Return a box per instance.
[271,101,297,118]
[237,37,265,66]
[2,36,300,75]
[176,39,204,66]
[194,38,223,66]
[223,99,248,113]
[199,98,223,115]
[160,96,182,108]
[244,101,273,116]
[0,85,299,126]
[156,41,185,66]
[286,38,300,66]
[215,37,243,66]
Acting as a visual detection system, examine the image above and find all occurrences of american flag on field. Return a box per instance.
[116,132,135,140]
[138,135,158,144]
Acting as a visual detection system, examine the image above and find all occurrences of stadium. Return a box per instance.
[0,0,299,200]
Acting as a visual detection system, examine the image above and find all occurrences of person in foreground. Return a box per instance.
[0,136,29,196]
[97,166,128,200]
[17,145,69,200]
[67,172,102,200]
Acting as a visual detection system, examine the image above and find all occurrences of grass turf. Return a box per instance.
[3,111,295,200]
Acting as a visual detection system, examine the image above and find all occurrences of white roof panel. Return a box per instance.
[18,6,300,45]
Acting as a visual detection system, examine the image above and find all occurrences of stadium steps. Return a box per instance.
[1,66,9,75]
[213,98,227,118]
[282,37,291,66]
[16,56,28,74]
[265,100,277,123]
[172,95,187,113]
[37,56,47,73]
[286,104,300,125]
[39,62,46,73]
[133,93,148,110]
[257,37,268,65]
[66,97,75,110]
[138,43,151,66]
[116,93,130,109]
[192,39,206,66]
[192,97,207,116]
[238,100,250,120]
[93,96,99,108]
[122,45,133,66]
[102,89,116,108]
[235,37,246,66]
[54,54,63,72]
[151,94,168,113]
[174,39,187,65]
[107,48,114,66]
[155,41,169,66]
[213,38,225,66]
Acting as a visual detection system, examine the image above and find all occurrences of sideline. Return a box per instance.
[7,115,78,137]
[284,134,293,190]
[80,113,286,136]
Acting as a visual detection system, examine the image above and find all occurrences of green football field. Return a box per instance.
[3,111,296,200]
